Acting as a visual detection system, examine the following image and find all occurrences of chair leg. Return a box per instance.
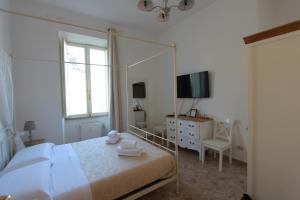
[214,151,217,159]
[229,147,232,165]
[202,145,205,164]
[219,150,223,172]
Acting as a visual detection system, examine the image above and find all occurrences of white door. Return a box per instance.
[249,32,300,199]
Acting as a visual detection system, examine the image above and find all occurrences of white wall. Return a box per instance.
[10,0,161,144]
[0,0,11,53]
[159,0,259,162]
[258,0,300,31]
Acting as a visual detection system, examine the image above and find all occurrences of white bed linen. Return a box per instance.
[72,133,175,200]
[50,144,92,200]
[1,143,54,175]
[0,161,52,200]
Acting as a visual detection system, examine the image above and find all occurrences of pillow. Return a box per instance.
[1,143,54,175]
[13,131,25,151]
[0,161,52,200]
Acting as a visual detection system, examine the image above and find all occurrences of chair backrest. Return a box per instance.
[213,118,234,144]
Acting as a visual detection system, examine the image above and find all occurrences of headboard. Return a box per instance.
[0,127,14,171]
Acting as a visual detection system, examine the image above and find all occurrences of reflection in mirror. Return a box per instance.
[132,82,147,129]
[127,50,175,147]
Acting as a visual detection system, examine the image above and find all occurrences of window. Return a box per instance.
[63,42,109,118]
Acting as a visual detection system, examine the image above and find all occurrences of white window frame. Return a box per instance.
[61,40,109,119]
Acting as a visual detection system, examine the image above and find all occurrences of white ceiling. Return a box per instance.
[18,0,216,33]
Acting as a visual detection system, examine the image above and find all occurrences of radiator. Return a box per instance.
[80,122,105,141]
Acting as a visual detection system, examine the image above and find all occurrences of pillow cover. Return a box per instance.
[0,161,52,200]
[1,143,54,175]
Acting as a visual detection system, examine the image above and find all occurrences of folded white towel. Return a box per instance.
[120,139,137,149]
[117,146,143,157]
[105,135,121,144]
[108,130,119,138]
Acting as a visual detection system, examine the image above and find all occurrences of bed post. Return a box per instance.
[125,64,129,132]
[171,43,179,194]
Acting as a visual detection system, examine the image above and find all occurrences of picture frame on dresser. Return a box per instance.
[189,109,197,117]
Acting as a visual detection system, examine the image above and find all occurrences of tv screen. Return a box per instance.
[177,71,210,98]
[177,75,191,98]
[132,82,146,98]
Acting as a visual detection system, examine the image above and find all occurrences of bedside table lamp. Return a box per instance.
[24,121,35,142]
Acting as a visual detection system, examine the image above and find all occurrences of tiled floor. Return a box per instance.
[140,148,247,200]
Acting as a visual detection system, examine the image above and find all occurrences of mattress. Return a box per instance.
[70,132,176,200]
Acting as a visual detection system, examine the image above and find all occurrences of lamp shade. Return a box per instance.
[24,121,36,131]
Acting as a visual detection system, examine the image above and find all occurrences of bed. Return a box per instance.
[0,30,179,200]
[0,131,176,200]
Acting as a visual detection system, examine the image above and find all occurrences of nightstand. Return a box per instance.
[24,138,45,147]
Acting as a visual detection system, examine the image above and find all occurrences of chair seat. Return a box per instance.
[202,139,230,150]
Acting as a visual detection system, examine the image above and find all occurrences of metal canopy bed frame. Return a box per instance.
[0,7,179,200]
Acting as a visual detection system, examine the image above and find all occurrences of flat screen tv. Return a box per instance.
[177,71,210,98]
[132,82,146,98]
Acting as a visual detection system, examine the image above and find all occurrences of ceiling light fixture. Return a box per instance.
[138,0,194,22]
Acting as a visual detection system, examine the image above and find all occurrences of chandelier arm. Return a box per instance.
[149,5,163,11]
[168,5,179,11]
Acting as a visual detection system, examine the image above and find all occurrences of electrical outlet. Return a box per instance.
[236,145,244,151]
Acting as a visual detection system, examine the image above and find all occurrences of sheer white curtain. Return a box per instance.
[0,50,13,129]
[108,28,123,131]
[0,49,14,169]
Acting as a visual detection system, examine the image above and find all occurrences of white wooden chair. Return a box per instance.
[202,118,234,172]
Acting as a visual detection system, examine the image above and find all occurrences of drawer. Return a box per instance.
[178,128,185,136]
[168,134,176,141]
[187,139,200,151]
[166,118,176,127]
[179,136,187,148]
[177,120,186,129]
[187,122,199,131]
[167,126,176,134]
[187,131,200,139]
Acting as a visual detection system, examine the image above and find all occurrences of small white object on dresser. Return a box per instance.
[166,116,213,160]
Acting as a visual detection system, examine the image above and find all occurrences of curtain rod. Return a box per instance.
[13,54,172,70]
[12,55,129,68]
[0,8,173,48]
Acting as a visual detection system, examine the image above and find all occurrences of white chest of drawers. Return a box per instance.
[166,116,213,160]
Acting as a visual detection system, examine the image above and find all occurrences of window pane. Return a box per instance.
[91,65,108,113]
[90,49,106,65]
[90,48,108,114]
[65,64,88,116]
[65,44,85,63]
